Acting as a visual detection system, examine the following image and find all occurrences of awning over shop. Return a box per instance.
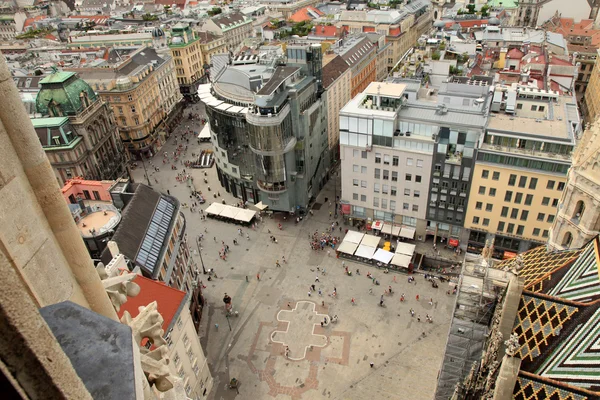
[391,254,412,268]
[344,230,365,244]
[254,201,268,211]
[355,244,376,260]
[396,242,416,257]
[373,249,394,264]
[381,224,401,236]
[399,227,416,239]
[198,124,211,140]
[371,220,384,230]
[341,203,351,215]
[337,241,358,255]
[205,202,225,215]
[360,234,380,248]
[448,238,459,247]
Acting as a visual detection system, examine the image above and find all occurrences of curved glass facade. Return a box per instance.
[247,112,293,153]
[254,153,287,191]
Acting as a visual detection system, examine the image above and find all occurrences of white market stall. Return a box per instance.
[373,249,394,264]
[338,241,359,255]
[235,209,256,223]
[355,244,377,260]
[396,242,416,257]
[399,227,416,239]
[219,206,241,220]
[360,234,381,248]
[381,224,401,236]
[205,202,225,216]
[391,253,413,268]
[344,230,365,244]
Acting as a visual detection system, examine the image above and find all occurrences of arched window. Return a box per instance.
[573,200,585,220]
[80,91,90,108]
[562,232,573,248]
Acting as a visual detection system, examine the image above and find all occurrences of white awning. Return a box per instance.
[355,244,376,260]
[254,201,268,210]
[235,209,256,222]
[219,206,241,219]
[373,249,394,264]
[391,253,412,268]
[382,224,401,236]
[338,241,358,255]
[205,202,225,215]
[344,230,365,244]
[396,242,416,256]
[360,234,380,248]
[198,124,211,139]
[371,220,384,230]
[197,83,211,94]
[400,227,416,239]
[216,103,233,111]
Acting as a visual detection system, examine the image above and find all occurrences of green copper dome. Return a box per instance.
[36,71,98,117]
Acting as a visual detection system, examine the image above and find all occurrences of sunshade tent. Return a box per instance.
[344,230,365,244]
[360,234,381,248]
[205,202,225,215]
[219,206,241,220]
[373,249,394,264]
[254,201,268,211]
[198,125,211,140]
[382,225,401,236]
[355,244,376,259]
[396,242,416,256]
[400,227,416,239]
[391,253,413,268]
[337,241,358,255]
[235,209,256,223]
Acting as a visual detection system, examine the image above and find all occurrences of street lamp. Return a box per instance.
[196,235,207,274]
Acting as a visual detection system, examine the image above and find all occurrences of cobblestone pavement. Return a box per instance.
[130,102,454,400]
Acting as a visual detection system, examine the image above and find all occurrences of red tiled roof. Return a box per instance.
[23,15,46,28]
[117,275,187,332]
[388,27,401,36]
[363,26,375,33]
[544,17,600,48]
[507,48,524,59]
[457,19,488,29]
[311,25,339,37]
[44,34,58,41]
[289,6,324,23]
[549,56,573,66]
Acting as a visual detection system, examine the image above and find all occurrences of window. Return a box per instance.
[381,199,387,209]
[542,197,550,206]
[361,151,367,159]
[353,193,358,200]
[489,188,496,197]
[507,223,515,234]
[552,198,558,207]
[417,159,423,167]
[501,206,509,217]
[537,213,545,221]
[383,154,390,165]
[392,156,399,166]
[515,193,523,204]
[117,106,123,114]
[505,191,513,202]
[508,174,517,186]
[361,194,367,202]
[475,201,483,210]
[525,194,533,206]
[361,166,367,174]
[405,174,412,181]
[547,180,555,190]
[383,170,389,180]
[406,158,413,166]
[414,190,420,198]
[547,214,555,223]
[557,182,565,191]
[391,186,397,196]
[404,188,410,196]
[415,175,422,183]
[176,318,182,330]
[516,225,525,235]
[173,353,180,366]
[130,105,136,113]
[518,176,527,188]
[382,184,389,194]
[529,178,538,190]
[375,168,381,179]
[520,210,529,221]
[497,221,505,231]
[492,171,500,180]
[533,228,540,236]
[403,202,409,210]
[412,204,419,212]
[510,208,519,219]
[483,218,490,226]
[391,171,398,181]
[390,200,396,210]
[473,216,480,224]
[482,169,489,179]
[375,153,381,163]
[485,203,493,212]
[531,105,538,111]
[353,179,359,187]
[353,149,359,157]
[353,164,359,172]
[361,180,367,188]
[543,230,549,238]
[539,106,545,112]
[479,186,486,195]
[373,197,379,207]
[374,183,380,193]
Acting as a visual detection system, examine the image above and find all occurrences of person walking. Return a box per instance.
[275,260,281,268]
[282,256,287,264]
[256,272,260,281]
[370,362,374,368]
[416,294,420,301]
[351,297,356,305]
[315,275,320,282]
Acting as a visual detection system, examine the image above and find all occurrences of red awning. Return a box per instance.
[372,220,384,230]
[503,251,517,260]
[341,204,351,215]
[448,238,459,247]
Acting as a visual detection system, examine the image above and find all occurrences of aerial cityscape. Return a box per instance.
[1,0,600,399]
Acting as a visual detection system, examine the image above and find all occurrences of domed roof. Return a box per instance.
[488,17,500,25]
[433,20,446,28]
[171,36,184,45]
[36,70,98,116]
[152,27,164,38]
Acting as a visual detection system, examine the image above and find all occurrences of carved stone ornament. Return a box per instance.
[504,332,520,357]
[96,262,141,312]
[121,301,175,392]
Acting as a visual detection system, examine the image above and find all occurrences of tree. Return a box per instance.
[439,41,446,50]
[142,13,158,21]
[208,7,222,16]
[467,4,476,14]
[480,5,490,17]
[432,52,441,60]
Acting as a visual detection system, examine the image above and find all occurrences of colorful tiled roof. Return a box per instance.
[289,6,324,23]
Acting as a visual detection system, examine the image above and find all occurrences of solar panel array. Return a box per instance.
[135,198,175,274]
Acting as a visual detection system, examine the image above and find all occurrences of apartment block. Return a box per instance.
[322,55,351,162]
[202,11,253,52]
[332,35,377,98]
[464,87,580,257]
[169,24,205,102]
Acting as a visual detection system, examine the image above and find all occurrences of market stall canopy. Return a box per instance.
[337,241,358,255]
[399,227,416,239]
[373,249,394,264]
[391,253,412,268]
[254,201,268,211]
[360,234,381,248]
[198,125,211,140]
[355,244,376,259]
[344,230,365,244]
[371,220,384,230]
[396,242,416,256]
[205,202,225,215]
[235,209,256,223]
[381,224,401,236]
[219,206,241,220]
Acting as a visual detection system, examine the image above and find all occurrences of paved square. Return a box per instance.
[129,102,455,400]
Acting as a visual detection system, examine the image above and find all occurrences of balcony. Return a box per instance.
[480,142,572,162]
[445,152,462,165]
[257,180,287,193]
[246,103,290,126]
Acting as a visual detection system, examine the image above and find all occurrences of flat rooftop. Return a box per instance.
[77,209,120,238]
[364,81,406,98]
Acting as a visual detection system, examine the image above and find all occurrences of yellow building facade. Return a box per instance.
[584,49,600,123]
[169,24,204,102]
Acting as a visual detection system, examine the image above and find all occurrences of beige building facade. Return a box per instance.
[197,31,227,67]
[584,48,600,123]
[322,55,351,161]
[169,24,204,102]
[202,12,253,52]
